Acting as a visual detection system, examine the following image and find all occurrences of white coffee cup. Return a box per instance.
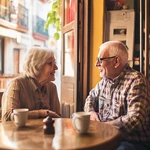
[11,108,29,127]
[72,111,90,134]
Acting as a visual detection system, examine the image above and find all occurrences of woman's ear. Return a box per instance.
[114,56,120,68]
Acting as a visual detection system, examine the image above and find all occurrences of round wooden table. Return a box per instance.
[0,118,121,150]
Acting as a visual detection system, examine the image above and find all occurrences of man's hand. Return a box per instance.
[90,111,99,121]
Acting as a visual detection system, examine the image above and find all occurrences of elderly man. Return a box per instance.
[84,41,150,150]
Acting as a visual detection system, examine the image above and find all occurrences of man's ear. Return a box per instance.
[114,56,120,68]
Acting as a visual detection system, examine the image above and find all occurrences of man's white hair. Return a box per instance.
[100,41,128,66]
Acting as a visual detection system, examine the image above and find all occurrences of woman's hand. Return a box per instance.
[90,111,99,121]
[47,110,61,118]
[38,109,61,118]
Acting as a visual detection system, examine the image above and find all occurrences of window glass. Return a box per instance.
[64,30,74,76]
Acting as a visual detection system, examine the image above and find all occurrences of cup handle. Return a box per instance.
[72,117,81,132]
[11,113,17,121]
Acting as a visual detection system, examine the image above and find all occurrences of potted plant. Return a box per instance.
[44,0,61,40]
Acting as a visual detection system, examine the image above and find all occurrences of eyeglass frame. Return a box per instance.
[96,56,116,64]
[46,61,57,67]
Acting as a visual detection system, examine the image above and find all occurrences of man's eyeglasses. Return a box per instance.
[96,56,116,64]
[47,61,57,67]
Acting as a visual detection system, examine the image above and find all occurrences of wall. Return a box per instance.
[90,0,104,89]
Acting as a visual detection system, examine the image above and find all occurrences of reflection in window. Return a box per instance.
[64,30,74,76]
[65,0,75,25]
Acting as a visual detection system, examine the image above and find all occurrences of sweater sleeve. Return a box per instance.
[47,82,61,116]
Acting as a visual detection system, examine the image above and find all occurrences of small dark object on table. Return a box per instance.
[43,111,55,134]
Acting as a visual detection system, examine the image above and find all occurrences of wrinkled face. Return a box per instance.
[40,57,58,82]
[95,49,116,79]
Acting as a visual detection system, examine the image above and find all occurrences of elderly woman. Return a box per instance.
[2,47,61,121]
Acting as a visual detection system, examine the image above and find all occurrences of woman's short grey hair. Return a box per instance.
[23,47,55,78]
[100,41,129,65]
